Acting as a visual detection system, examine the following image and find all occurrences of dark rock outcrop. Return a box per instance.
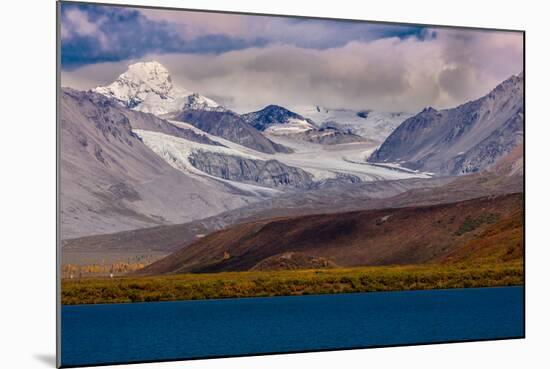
[188,151,314,188]
[242,104,315,131]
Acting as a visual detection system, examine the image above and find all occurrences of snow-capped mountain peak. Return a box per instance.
[183,93,223,111]
[93,61,221,116]
[120,61,176,96]
[241,105,316,133]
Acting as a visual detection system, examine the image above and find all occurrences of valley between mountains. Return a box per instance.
[60,61,524,304]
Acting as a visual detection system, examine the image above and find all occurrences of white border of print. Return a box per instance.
[1,1,548,369]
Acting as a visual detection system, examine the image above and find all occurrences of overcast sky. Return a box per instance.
[60,3,523,113]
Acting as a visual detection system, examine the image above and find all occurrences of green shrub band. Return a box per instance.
[62,262,524,305]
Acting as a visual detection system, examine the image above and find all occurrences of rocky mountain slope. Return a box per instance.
[123,108,224,147]
[174,109,292,154]
[242,104,316,132]
[368,73,524,175]
[243,104,365,144]
[279,127,365,145]
[188,151,314,188]
[60,88,258,238]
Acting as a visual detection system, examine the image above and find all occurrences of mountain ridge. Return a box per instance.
[368,73,524,175]
[174,109,293,154]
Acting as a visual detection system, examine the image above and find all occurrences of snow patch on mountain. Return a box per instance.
[264,117,315,135]
[94,61,221,115]
[134,129,262,173]
[292,105,411,143]
[183,93,223,111]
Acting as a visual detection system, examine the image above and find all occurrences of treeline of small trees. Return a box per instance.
[61,254,159,279]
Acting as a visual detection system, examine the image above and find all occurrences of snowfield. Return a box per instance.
[264,117,315,135]
[135,121,432,188]
[267,135,431,181]
[292,105,411,143]
[134,129,282,197]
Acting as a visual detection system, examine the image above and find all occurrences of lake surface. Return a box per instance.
[61,286,524,367]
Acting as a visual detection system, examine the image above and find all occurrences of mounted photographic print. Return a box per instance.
[57,1,525,367]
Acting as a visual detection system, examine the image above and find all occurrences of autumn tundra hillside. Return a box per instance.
[137,193,523,275]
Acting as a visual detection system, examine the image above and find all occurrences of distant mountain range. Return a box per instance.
[368,73,524,176]
[62,61,523,244]
[93,62,384,146]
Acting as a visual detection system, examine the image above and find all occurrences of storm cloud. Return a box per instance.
[60,3,523,113]
[60,4,268,68]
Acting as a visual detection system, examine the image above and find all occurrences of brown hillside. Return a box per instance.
[250,252,338,271]
[437,209,523,264]
[138,193,523,275]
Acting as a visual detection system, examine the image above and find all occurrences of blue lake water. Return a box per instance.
[61,286,524,367]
